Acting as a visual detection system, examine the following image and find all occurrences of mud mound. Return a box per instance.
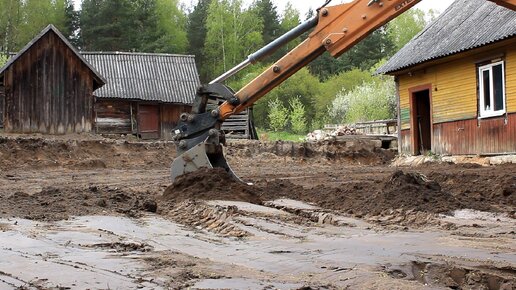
[1,186,158,221]
[386,260,516,289]
[259,171,463,217]
[163,168,262,204]
[368,171,461,215]
[427,166,516,210]
[228,139,396,165]
[0,135,177,171]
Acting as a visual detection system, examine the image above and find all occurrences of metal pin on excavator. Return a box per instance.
[170,0,516,182]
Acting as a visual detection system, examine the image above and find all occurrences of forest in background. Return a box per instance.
[0,0,436,133]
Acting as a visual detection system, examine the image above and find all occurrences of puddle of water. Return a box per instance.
[192,278,303,290]
[451,209,513,222]
[207,200,289,216]
[0,220,161,289]
[1,214,514,289]
[270,199,320,210]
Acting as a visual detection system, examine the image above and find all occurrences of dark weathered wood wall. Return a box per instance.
[400,113,516,155]
[94,99,190,140]
[4,32,94,134]
[161,104,190,140]
[95,99,133,134]
[138,104,160,140]
[0,85,4,128]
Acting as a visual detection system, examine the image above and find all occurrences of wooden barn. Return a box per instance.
[377,0,516,156]
[0,25,105,134]
[82,52,199,140]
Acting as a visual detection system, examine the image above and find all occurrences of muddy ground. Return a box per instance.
[0,134,515,289]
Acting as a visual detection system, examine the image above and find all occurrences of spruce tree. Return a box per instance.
[187,0,211,82]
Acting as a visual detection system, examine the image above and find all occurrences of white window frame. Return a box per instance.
[478,61,506,119]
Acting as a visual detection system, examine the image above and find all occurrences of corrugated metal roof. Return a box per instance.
[0,25,106,89]
[377,0,516,75]
[82,52,200,104]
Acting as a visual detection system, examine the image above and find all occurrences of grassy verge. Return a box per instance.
[257,129,306,142]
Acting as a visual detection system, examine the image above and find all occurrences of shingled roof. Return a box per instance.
[377,0,516,75]
[82,52,200,104]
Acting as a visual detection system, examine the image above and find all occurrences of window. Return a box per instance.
[478,61,506,118]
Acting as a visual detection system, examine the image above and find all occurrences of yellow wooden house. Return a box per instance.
[378,0,516,156]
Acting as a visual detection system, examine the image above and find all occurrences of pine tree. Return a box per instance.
[64,0,80,45]
[80,0,137,51]
[309,29,394,80]
[253,0,280,46]
[80,0,187,53]
[187,0,212,82]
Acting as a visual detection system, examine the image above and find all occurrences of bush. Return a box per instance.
[0,54,8,67]
[253,68,320,129]
[329,77,396,124]
[289,96,307,134]
[268,98,289,132]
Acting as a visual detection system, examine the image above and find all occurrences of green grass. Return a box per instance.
[257,129,306,142]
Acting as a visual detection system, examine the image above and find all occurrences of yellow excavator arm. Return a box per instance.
[170,0,515,182]
[218,0,423,119]
[488,0,516,10]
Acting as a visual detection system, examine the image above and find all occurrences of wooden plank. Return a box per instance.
[431,114,516,155]
[95,100,132,134]
[0,86,4,128]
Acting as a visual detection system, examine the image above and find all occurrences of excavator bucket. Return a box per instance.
[170,83,245,183]
[170,138,240,183]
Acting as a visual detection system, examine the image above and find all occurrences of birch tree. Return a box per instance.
[204,0,263,79]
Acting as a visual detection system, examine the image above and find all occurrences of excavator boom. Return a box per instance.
[170,0,515,182]
[488,0,516,10]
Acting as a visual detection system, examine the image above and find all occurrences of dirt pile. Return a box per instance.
[0,186,158,221]
[163,168,507,219]
[258,171,483,217]
[228,140,396,165]
[427,165,515,210]
[369,171,461,215]
[2,158,514,225]
[386,260,516,290]
[162,168,262,204]
[0,135,177,171]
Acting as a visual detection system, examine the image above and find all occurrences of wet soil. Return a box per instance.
[1,135,514,223]
[0,135,515,289]
[163,167,262,205]
[0,135,177,171]
[1,185,159,221]
[161,167,513,219]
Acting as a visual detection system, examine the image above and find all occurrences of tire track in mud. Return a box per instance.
[2,246,160,287]
[384,257,516,289]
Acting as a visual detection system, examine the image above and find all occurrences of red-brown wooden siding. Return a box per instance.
[401,113,516,155]
[161,104,191,140]
[3,32,95,134]
[138,104,160,139]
